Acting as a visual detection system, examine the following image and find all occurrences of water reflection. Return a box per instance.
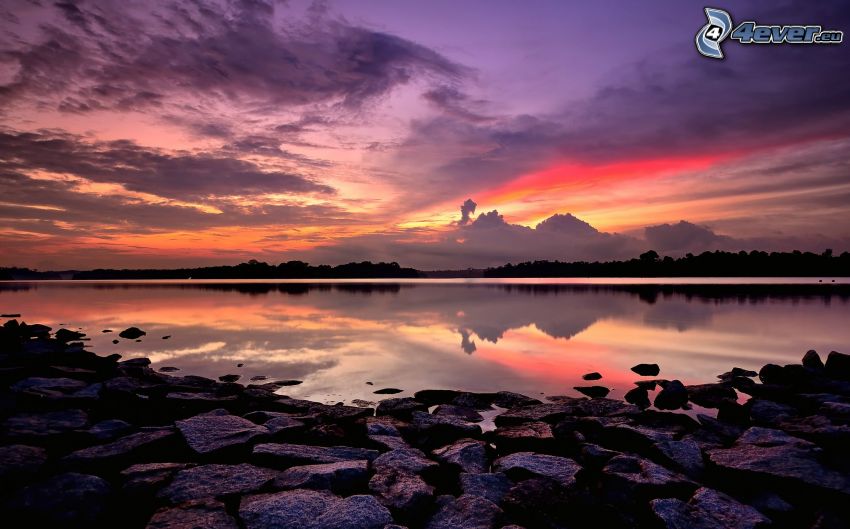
[1,281,848,405]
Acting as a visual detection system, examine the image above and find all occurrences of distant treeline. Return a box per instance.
[1,260,420,280]
[484,250,850,277]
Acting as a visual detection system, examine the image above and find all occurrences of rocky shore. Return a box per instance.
[1,319,849,529]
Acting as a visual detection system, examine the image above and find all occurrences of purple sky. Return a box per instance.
[1,0,848,269]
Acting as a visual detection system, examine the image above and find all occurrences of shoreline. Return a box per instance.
[1,319,849,528]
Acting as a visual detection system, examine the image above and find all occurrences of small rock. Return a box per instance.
[161,335,171,340]
[0,444,47,483]
[654,380,689,410]
[373,448,440,476]
[369,467,435,518]
[55,328,86,342]
[825,351,850,380]
[274,460,369,494]
[425,494,503,529]
[582,372,602,380]
[625,387,651,409]
[413,389,462,405]
[146,499,239,529]
[685,383,737,409]
[574,386,610,399]
[717,367,758,381]
[176,411,268,456]
[6,472,112,528]
[602,454,695,499]
[119,327,146,339]
[432,438,489,474]
[159,366,180,372]
[632,363,660,376]
[112,339,119,344]
[432,405,484,423]
[651,486,771,529]
[374,388,404,394]
[311,494,393,529]
[803,350,825,370]
[492,421,554,453]
[459,472,512,504]
[253,443,379,466]
[240,490,391,529]
[218,374,241,383]
[494,452,582,488]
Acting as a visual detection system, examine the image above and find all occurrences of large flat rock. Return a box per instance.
[253,442,379,466]
[176,411,268,455]
[493,452,582,488]
[239,489,392,529]
[158,463,279,504]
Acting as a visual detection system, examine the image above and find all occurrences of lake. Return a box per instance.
[2,279,848,408]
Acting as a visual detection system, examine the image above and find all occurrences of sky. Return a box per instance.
[1,0,849,270]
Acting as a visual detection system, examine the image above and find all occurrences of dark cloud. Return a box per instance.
[644,221,729,254]
[458,198,476,225]
[423,86,493,123]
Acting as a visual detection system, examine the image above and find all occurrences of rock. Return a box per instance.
[63,428,177,469]
[602,454,696,499]
[426,494,503,529]
[264,416,306,436]
[413,389,462,405]
[176,411,268,456]
[749,399,795,426]
[373,448,440,476]
[274,460,369,494]
[718,367,758,381]
[0,444,47,484]
[11,376,87,397]
[218,374,241,383]
[119,327,146,339]
[55,328,86,342]
[654,380,689,410]
[4,409,89,438]
[240,490,391,529]
[580,443,621,468]
[707,427,850,496]
[276,379,303,386]
[654,439,705,478]
[459,472,512,504]
[369,467,435,517]
[376,397,428,418]
[6,472,112,528]
[685,383,737,409]
[494,403,576,426]
[158,463,278,503]
[582,372,602,380]
[121,462,191,497]
[112,339,120,344]
[492,392,542,408]
[625,387,651,408]
[825,351,850,380]
[432,404,484,423]
[651,486,771,529]
[161,335,171,339]
[803,350,825,370]
[492,421,554,453]
[254,443,379,466]
[452,392,498,410]
[410,411,482,448]
[159,366,180,372]
[374,388,404,394]
[574,386,610,399]
[86,419,134,441]
[432,438,489,474]
[146,499,239,529]
[632,363,660,376]
[493,452,582,488]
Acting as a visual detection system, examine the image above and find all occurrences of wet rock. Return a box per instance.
[274,460,369,494]
[492,391,542,408]
[432,404,484,423]
[4,409,89,438]
[426,494,503,529]
[492,421,554,453]
[582,372,602,380]
[119,327,146,339]
[651,486,771,529]
[146,499,239,529]
[176,410,268,456]
[55,328,86,342]
[654,380,689,410]
[654,439,705,478]
[63,428,178,470]
[264,416,306,436]
[718,367,758,381]
[312,403,374,422]
[369,467,435,518]
[493,403,576,426]
[625,386,651,408]
[373,448,439,475]
[276,379,303,386]
[825,351,850,380]
[374,388,404,394]
[112,339,120,344]
[376,397,428,418]
[452,392,498,410]
[493,452,582,488]
[159,366,180,372]
[459,472,512,504]
[632,363,660,376]
[240,490,392,529]
[0,444,47,484]
[602,454,696,500]
[432,438,489,474]
[803,350,825,370]
[158,463,278,504]
[410,411,482,448]
[707,427,850,496]
[254,442,379,466]
[6,472,112,528]
[413,389,462,405]
[574,385,610,399]
[218,374,241,383]
[686,383,737,409]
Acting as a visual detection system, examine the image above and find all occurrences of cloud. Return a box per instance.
[458,198,477,226]
[644,221,729,254]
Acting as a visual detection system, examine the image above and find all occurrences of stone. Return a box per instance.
[146,499,239,529]
[87,419,134,441]
[432,404,484,423]
[632,363,660,376]
[176,411,268,455]
[0,444,47,483]
[803,350,825,370]
[158,463,278,503]
[492,421,554,453]
[264,416,306,436]
[685,383,737,409]
[413,389,462,405]
[651,486,771,529]
[426,494,503,529]
[749,399,795,426]
[493,452,582,488]
[718,367,758,381]
[310,494,393,529]
[11,376,87,397]
[55,328,85,342]
[582,372,602,380]
[373,448,439,475]
[121,462,191,497]
[494,403,576,426]
[63,428,177,469]
[432,438,489,473]
[240,490,391,529]
[369,467,435,517]
[654,380,689,410]
[6,472,112,528]
[411,411,482,447]
[825,351,850,380]
[574,386,610,399]
[374,388,404,394]
[253,443,379,466]
[274,460,369,494]
[452,392,498,410]
[119,327,146,339]
[654,439,705,478]
[580,443,621,468]
[625,386,651,408]
[707,427,850,496]
[459,472,512,504]
[376,397,428,418]
[218,374,241,382]
[492,391,542,408]
[4,409,89,438]
[602,454,696,499]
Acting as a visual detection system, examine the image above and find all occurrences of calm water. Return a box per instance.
[2,279,848,407]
